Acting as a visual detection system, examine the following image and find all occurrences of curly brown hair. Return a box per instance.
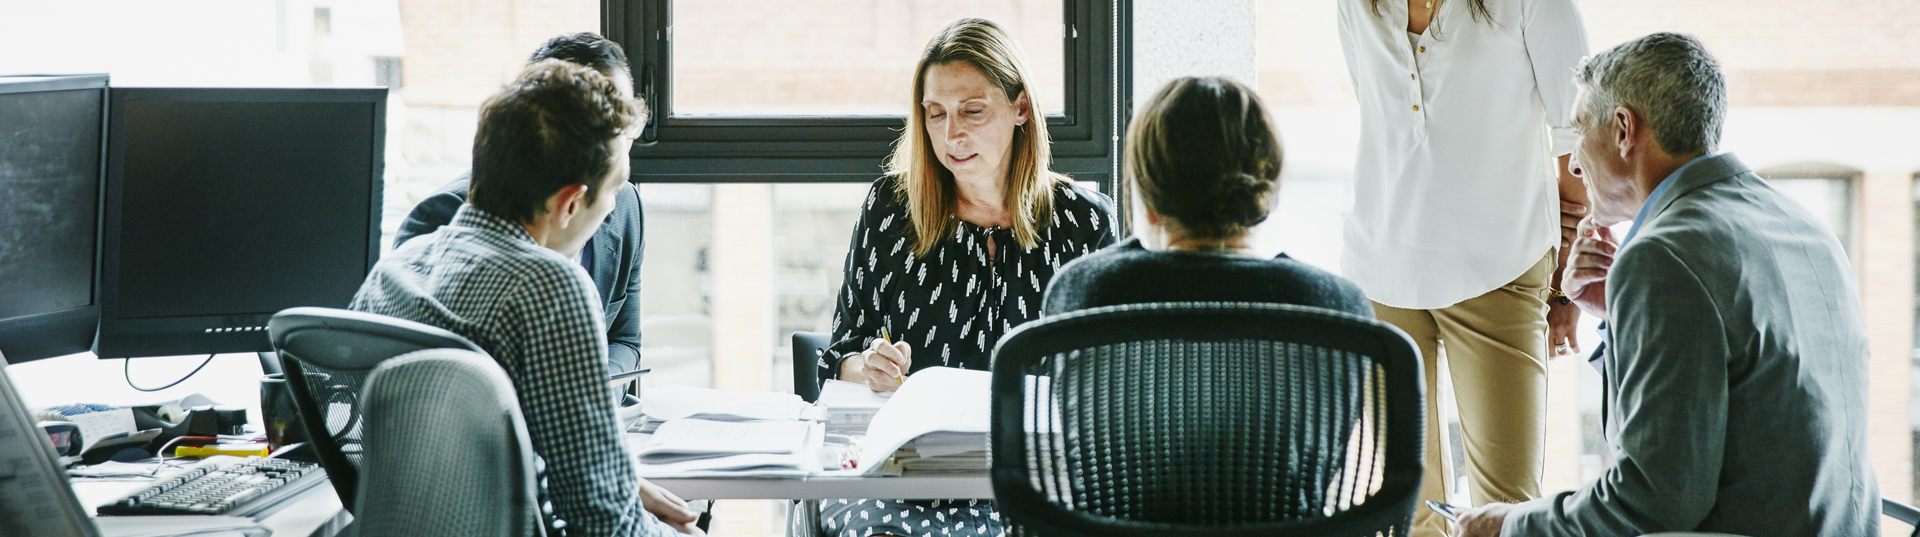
[469,58,645,223]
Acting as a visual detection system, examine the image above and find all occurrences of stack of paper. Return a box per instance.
[636,419,810,463]
[633,386,810,433]
[857,367,991,475]
[815,379,891,435]
[629,419,822,478]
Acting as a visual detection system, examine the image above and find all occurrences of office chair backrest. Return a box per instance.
[989,302,1425,537]
[791,331,833,403]
[268,307,485,514]
[356,348,539,537]
[787,331,835,535]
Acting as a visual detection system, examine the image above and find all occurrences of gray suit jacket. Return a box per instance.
[394,176,646,374]
[1505,153,1879,536]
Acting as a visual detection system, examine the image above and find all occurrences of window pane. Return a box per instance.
[638,182,869,392]
[670,0,1066,116]
[1763,177,1853,252]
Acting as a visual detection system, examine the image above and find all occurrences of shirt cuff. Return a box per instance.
[1549,126,1579,157]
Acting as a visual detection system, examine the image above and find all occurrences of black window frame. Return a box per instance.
[602,0,1132,195]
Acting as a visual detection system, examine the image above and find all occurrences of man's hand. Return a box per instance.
[1455,502,1514,537]
[1547,300,1581,357]
[1557,154,1591,250]
[638,478,704,534]
[1564,217,1617,319]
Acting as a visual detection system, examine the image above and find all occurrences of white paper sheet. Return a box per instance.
[641,386,805,422]
[856,367,991,474]
[636,419,810,463]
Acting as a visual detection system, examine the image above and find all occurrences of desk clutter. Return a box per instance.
[629,367,992,478]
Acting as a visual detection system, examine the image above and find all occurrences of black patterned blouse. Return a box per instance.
[821,175,1118,382]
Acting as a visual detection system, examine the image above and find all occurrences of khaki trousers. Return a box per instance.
[1373,251,1552,537]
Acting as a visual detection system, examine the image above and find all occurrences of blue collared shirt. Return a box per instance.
[1619,154,1716,246]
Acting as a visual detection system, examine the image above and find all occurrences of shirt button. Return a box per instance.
[1412,105,1420,111]
[1419,46,1427,53]
[1411,73,1417,80]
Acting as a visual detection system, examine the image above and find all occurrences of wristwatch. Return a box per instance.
[1547,288,1572,306]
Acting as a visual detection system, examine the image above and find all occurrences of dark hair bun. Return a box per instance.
[1124,77,1285,241]
[1211,172,1275,229]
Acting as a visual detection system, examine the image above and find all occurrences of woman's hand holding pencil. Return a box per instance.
[852,326,913,393]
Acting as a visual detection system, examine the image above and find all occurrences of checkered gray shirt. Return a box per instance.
[351,205,675,537]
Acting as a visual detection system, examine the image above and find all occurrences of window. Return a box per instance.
[374,57,403,90]
[670,2,1067,117]
[608,6,1131,531]
[610,0,1134,392]
[606,0,1131,191]
[1757,164,1860,259]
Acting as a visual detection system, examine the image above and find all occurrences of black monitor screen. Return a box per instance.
[0,89,99,319]
[98,88,384,358]
[0,75,106,364]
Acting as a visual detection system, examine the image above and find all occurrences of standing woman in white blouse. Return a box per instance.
[1336,0,1590,535]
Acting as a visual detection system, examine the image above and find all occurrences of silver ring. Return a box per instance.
[1554,344,1570,352]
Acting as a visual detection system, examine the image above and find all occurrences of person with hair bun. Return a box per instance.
[1042,76,1369,318]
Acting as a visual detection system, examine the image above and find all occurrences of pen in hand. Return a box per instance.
[881,325,903,384]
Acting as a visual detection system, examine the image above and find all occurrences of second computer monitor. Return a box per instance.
[0,74,108,364]
[96,87,386,359]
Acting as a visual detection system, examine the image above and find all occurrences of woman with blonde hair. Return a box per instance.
[819,17,1116,537]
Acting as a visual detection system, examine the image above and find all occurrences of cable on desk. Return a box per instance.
[124,354,218,392]
[156,436,221,458]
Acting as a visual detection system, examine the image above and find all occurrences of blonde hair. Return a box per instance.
[887,17,1067,257]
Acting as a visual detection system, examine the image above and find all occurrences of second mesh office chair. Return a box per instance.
[268,307,490,514]
[355,348,540,537]
[988,302,1426,537]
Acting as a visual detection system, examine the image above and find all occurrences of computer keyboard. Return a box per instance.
[97,456,326,517]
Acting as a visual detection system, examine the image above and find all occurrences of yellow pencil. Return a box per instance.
[881,326,903,384]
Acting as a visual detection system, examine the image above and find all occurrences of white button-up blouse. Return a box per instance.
[1336,0,1590,309]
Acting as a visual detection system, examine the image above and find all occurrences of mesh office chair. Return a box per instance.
[788,331,835,537]
[355,348,539,537]
[267,307,487,513]
[791,331,833,403]
[989,302,1425,537]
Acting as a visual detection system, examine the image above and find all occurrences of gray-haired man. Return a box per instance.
[1455,32,1879,537]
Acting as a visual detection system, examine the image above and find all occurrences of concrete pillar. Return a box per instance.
[710,183,777,393]
[708,183,779,536]
[1133,0,1258,108]
[1861,169,1913,508]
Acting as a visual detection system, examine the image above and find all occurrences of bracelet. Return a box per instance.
[1547,288,1572,306]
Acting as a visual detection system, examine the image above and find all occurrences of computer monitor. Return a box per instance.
[95,87,386,359]
[0,74,108,365]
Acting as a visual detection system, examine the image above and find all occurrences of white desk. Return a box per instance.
[72,476,350,537]
[648,473,993,501]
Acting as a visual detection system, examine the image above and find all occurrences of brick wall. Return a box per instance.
[1256,0,1920,107]
[396,0,598,108]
